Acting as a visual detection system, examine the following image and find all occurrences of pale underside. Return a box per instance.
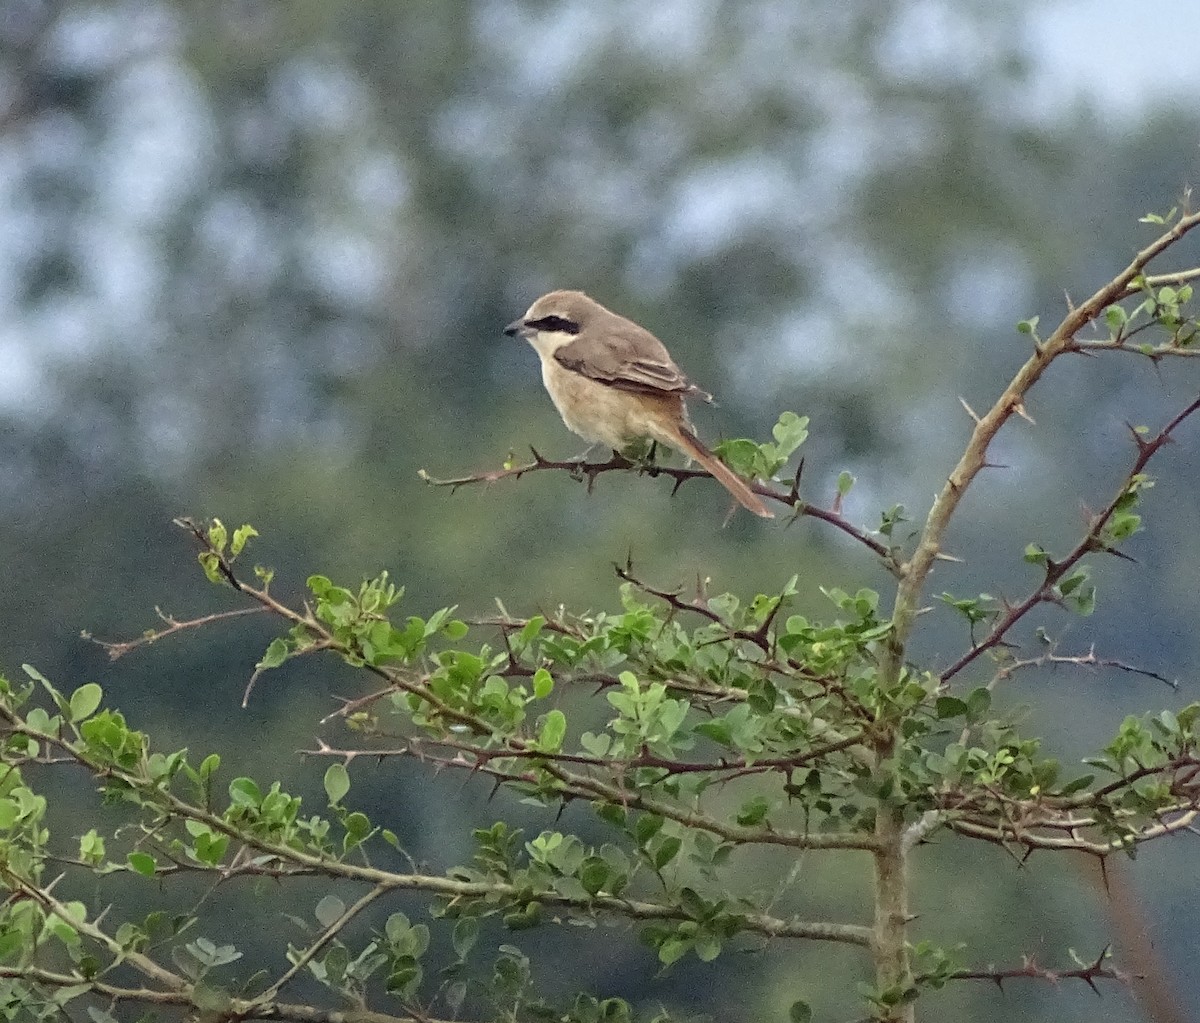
[531,334,694,451]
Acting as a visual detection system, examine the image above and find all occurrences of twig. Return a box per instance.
[83,606,267,660]
[926,947,1131,992]
[883,210,1200,690]
[421,451,900,569]
[940,392,1200,682]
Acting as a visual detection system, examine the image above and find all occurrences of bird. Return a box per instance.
[504,290,773,519]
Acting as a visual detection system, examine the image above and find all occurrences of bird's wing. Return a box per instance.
[554,323,706,397]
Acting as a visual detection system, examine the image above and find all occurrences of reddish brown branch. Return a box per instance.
[420,450,900,568]
[929,947,1131,992]
[941,393,1200,682]
[84,606,267,660]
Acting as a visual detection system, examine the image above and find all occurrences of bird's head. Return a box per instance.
[504,290,600,351]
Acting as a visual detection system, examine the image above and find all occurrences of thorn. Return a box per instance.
[1124,421,1153,452]
[980,461,1010,471]
[959,397,981,424]
[933,551,964,563]
[788,457,805,501]
[1013,401,1036,424]
[1099,544,1138,564]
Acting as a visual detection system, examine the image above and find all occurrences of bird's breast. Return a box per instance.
[537,355,684,451]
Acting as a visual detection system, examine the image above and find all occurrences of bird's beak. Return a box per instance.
[503,318,530,339]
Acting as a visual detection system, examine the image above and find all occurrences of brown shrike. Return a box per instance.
[504,290,773,519]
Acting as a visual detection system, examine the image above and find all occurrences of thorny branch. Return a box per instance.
[940,392,1200,682]
[922,947,1131,992]
[884,209,1200,690]
[419,447,900,570]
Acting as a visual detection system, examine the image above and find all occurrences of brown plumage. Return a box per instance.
[504,290,772,519]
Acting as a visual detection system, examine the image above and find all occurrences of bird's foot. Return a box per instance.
[568,444,598,479]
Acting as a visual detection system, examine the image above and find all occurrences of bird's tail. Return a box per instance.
[672,426,773,519]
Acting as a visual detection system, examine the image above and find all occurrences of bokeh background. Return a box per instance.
[3,1,1200,1020]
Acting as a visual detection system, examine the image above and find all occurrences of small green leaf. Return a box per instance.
[538,710,567,752]
[230,524,258,557]
[442,619,469,640]
[315,895,345,927]
[207,519,228,553]
[69,684,103,723]
[965,687,991,723]
[1023,543,1048,565]
[735,796,769,827]
[935,696,968,720]
[324,763,351,805]
[658,936,688,965]
[836,470,855,496]
[452,917,479,960]
[198,551,224,584]
[532,667,554,698]
[127,852,156,877]
[228,777,262,806]
[257,638,289,671]
[653,836,682,869]
[771,412,810,460]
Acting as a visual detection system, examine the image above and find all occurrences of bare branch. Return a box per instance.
[927,947,1131,991]
[884,210,1200,690]
[83,606,267,660]
[941,392,1200,682]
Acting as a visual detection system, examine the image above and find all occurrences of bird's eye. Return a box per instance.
[525,315,580,335]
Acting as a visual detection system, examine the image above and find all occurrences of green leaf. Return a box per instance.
[1023,543,1047,564]
[653,836,682,869]
[771,412,810,460]
[965,687,991,723]
[658,936,688,965]
[191,982,232,1013]
[228,777,262,807]
[207,519,228,553]
[538,710,567,752]
[127,852,156,877]
[257,638,289,671]
[532,667,554,698]
[580,858,609,895]
[836,470,855,496]
[324,763,351,805]
[453,917,480,960]
[69,683,103,723]
[735,796,769,827]
[315,895,345,927]
[580,732,611,757]
[198,551,224,585]
[935,696,968,720]
[442,619,469,640]
[230,524,258,557]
